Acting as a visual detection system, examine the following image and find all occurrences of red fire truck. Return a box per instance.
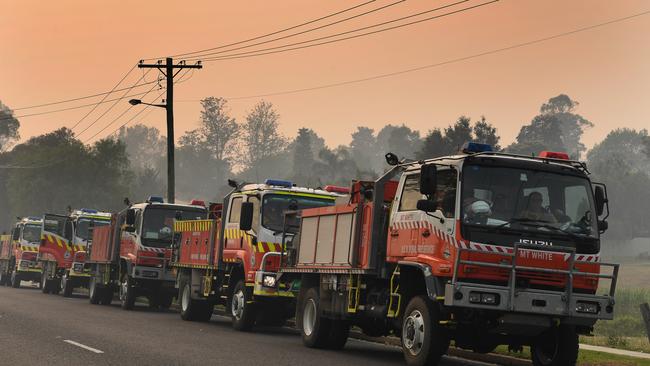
[275,144,618,366]
[39,209,112,296]
[172,180,344,330]
[0,217,43,288]
[87,197,207,310]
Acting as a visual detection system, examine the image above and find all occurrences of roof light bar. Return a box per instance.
[462,142,493,154]
[264,179,293,188]
[539,151,570,160]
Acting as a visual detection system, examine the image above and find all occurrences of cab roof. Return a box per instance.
[404,151,588,175]
[238,183,342,198]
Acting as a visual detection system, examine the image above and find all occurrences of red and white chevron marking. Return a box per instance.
[390,220,599,262]
[138,245,166,253]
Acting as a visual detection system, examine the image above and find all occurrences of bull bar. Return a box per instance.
[444,244,618,320]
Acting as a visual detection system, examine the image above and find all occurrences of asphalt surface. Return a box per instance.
[0,282,498,366]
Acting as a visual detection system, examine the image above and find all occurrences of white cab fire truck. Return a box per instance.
[0,217,43,288]
[275,143,617,366]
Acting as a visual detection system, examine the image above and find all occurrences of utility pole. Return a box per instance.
[137,58,202,203]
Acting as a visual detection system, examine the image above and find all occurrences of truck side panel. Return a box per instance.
[89,225,114,263]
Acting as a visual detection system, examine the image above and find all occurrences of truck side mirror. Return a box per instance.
[598,220,608,233]
[239,202,254,231]
[419,164,437,195]
[125,209,136,226]
[416,199,437,212]
[594,185,607,216]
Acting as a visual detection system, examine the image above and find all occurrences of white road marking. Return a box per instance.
[63,339,104,354]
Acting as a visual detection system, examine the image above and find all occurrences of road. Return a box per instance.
[0,283,498,366]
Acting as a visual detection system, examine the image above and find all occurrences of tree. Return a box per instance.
[241,101,287,169]
[198,97,240,163]
[350,126,379,173]
[376,124,421,161]
[473,116,501,150]
[508,94,592,159]
[117,124,165,171]
[292,128,316,186]
[416,116,501,159]
[587,129,650,240]
[0,101,20,152]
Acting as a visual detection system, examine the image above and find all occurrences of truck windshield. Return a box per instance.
[22,225,42,243]
[262,194,334,232]
[76,219,110,241]
[142,206,206,248]
[461,164,599,252]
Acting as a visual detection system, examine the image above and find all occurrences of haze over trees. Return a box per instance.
[1,94,649,246]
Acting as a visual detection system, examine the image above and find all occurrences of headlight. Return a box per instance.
[19,261,30,268]
[468,291,499,305]
[263,275,276,288]
[73,263,84,272]
[576,301,599,314]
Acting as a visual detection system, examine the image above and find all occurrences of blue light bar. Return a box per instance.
[264,179,293,188]
[81,208,98,214]
[462,142,493,154]
[147,196,164,203]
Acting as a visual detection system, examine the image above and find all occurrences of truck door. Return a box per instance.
[387,168,458,258]
[41,214,73,264]
[225,196,244,249]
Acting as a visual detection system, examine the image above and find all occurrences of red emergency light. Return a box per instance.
[324,185,350,194]
[539,151,569,160]
[190,199,206,207]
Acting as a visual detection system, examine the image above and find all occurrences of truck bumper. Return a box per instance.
[444,282,615,320]
[131,265,175,282]
[253,271,295,298]
[446,245,619,321]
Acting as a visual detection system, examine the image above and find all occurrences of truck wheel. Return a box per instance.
[61,273,73,297]
[100,286,113,305]
[158,294,174,311]
[50,278,61,295]
[41,271,50,293]
[326,319,350,350]
[0,270,8,286]
[401,296,449,366]
[298,287,331,348]
[10,270,21,288]
[89,277,101,304]
[180,281,212,321]
[531,325,579,366]
[119,275,136,310]
[230,280,256,331]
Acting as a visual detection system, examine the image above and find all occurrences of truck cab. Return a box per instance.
[172,180,344,330]
[0,217,43,288]
[115,197,207,310]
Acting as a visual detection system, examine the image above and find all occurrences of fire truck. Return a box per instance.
[0,217,43,288]
[171,179,344,330]
[87,197,207,310]
[274,143,618,366]
[39,209,112,296]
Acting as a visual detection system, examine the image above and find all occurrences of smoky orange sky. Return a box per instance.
[1,0,649,151]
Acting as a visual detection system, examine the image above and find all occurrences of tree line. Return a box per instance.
[1,94,649,242]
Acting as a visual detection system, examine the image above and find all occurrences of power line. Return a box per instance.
[0,84,161,122]
[11,78,158,112]
[146,0,378,60]
[196,0,496,62]
[182,0,406,60]
[180,8,648,100]
[75,70,153,137]
[82,83,162,142]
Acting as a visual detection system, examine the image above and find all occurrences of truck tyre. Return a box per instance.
[100,286,113,305]
[41,271,50,293]
[530,325,579,366]
[50,278,61,295]
[119,275,136,310]
[89,277,101,304]
[61,273,73,297]
[230,280,256,331]
[10,270,21,288]
[298,287,331,349]
[0,270,8,286]
[180,281,212,321]
[401,296,450,366]
[326,319,350,350]
[158,294,174,311]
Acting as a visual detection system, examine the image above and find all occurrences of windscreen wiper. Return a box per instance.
[495,217,542,228]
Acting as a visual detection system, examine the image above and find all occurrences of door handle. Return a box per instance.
[422,229,431,238]
[390,229,399,237]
